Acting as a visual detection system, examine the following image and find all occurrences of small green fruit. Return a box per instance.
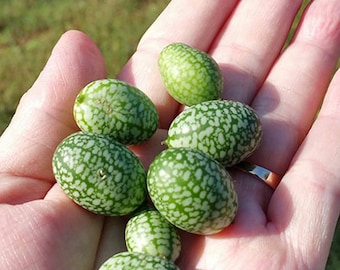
[125,208,181,262]
[52,131,147,216]
[147,147,238,235]
[73,78,159,145]
[99,252,180,270]
[165,100,262,166]
[158,43,223,106]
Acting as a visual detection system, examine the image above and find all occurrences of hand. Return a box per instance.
[0,0,339,269]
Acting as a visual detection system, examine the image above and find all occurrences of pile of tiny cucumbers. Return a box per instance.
[52,42,262,269]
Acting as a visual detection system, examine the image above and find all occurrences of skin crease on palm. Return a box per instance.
[0,0,339,269]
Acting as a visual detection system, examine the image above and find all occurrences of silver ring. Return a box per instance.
[235,162,281,190]
[235,161,276,188]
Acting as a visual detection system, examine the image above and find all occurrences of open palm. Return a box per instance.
[0,0,339,269]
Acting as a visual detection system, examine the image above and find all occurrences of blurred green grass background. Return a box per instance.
[0,0,170,132]
[0,0,339,268]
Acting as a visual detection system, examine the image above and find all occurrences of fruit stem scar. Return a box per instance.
[97,169,107,180]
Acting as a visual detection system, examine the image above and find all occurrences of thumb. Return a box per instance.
[0,30,106,182]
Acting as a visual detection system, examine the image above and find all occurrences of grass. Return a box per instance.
[0,0,170,132]
[0,0,339,268]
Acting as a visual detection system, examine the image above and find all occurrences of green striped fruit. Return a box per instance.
[158,43,223,106]
[99,252,180,270]
[165,100,262,166]
[52,131,147,216]
[125,208,181,262]
[73,78,159,145]
[147,147,238,235]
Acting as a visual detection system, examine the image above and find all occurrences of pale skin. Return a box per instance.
[0,0,339,269]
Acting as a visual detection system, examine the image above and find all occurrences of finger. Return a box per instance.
[210,0,302,103]
[0,30,106,182]
[94,216,128,268]
[268,69,340,270]
[0,186,103,269]
[231,169,273,226]
[250,0,340,176]
[118,0,239,128]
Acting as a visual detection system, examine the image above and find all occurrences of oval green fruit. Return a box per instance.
[52,131,147,216]
[73,78,159,145]
[165,100,262,166]
[99,252,180,270]
[158,43,223,106]
[125,208,181,262]
[147,147,238,235]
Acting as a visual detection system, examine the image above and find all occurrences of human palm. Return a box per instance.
[1,0,339,269]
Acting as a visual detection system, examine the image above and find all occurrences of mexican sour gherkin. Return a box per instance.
[158,42,223,106]
[52,131,147,216]
[73,78,159,145]
[165,100,262,166]
[125,208,181,262]
[147,147,238,235]
[99,252,179,270]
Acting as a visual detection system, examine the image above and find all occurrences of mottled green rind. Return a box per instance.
[73,78,159,145]
[147,148,238,235]
[52,131,147,216]
[166,100,262,166]
[125,209,181,262]
[99,252,180,270]
[158,43,223,106]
